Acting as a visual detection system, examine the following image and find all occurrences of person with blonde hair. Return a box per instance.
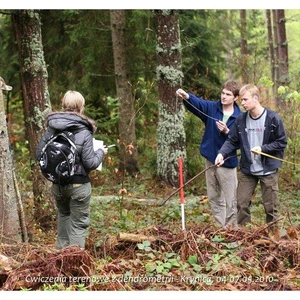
[215,84,287,227]
[35,90,107,249]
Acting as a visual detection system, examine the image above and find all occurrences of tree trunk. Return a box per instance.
[272,10,279,102]
[154,10,186,187]
[0,79,22,243]
[110,10,139,177]
[272,9,289,106]
[276,10,290,87]
[12,10,55,229]
[240,9,249,84]
[266,9,276,97]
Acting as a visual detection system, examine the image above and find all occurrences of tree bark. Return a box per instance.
[240,10,249,84]
[276,10,290,86]
[154,10,186,187]
[272,10,280,102]
[0,79,22,243]
[272,10,289,106]
[110,10,139,177]
[12,10,55,229]
[266,9,276,97]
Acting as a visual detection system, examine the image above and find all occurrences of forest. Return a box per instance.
[0,9,300,292]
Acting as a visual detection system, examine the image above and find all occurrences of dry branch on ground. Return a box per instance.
[0,224,299,291]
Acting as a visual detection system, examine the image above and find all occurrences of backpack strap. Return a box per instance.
[64,128,88,177]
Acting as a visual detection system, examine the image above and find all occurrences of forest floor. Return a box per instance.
[1,168,300,292]
[1,188,300,292]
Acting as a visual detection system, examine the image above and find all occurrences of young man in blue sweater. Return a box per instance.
[176,80,241,227]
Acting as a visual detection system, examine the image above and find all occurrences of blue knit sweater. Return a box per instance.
[184,93,241,168]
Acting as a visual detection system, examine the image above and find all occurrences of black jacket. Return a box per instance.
[35,112,104,183]
[218,108,287,175]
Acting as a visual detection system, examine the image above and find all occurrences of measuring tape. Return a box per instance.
[251,149,300,166]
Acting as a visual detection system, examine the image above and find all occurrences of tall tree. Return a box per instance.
[0,78,22,243]
[240,9,249,84]
[275,10,290,86]
[272,9,290,106]
[266,9,276,96]
[272,9,280,102]
[154,10,186,187]
[110,10,139,176]
[12,10,55,229]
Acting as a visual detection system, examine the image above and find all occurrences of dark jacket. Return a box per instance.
[35,112,104,184]
[184,93,241,168]
[218,108,287,175]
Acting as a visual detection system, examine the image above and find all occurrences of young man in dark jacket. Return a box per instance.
[176,80,241,227]
[215,84,287,227]
[35,90,107,249]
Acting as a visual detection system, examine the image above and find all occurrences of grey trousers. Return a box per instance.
[205,160,238,227]
[51,182,92,250]
[237,171,279,226]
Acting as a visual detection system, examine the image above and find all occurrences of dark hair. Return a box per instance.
[222,80,240,98]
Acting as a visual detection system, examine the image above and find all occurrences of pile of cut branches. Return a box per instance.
[0,245,93,290]
[0,224,299,291]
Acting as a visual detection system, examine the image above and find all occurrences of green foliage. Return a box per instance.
[86,95,120,143]
[42,282,88,291]
[41,10,115,105]
[179,10,223,98]
[137,242,181,276]
[286,10,300,91]
[187,255,197,265]
[258,76,274,88]
[0,12,21,91]
[132,78,158,177]
[225,10,270,85]
[278,85,300,186]
[137,240,152,251]
[126,10,157,83]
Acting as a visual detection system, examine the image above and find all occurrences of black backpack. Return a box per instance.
[39,131,79,185]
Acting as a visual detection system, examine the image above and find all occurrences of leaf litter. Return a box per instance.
[0,222,299,291]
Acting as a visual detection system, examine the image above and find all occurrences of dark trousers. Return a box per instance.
[237,171,279,226]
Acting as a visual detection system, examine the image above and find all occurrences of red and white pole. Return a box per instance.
[179,157,185,231]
